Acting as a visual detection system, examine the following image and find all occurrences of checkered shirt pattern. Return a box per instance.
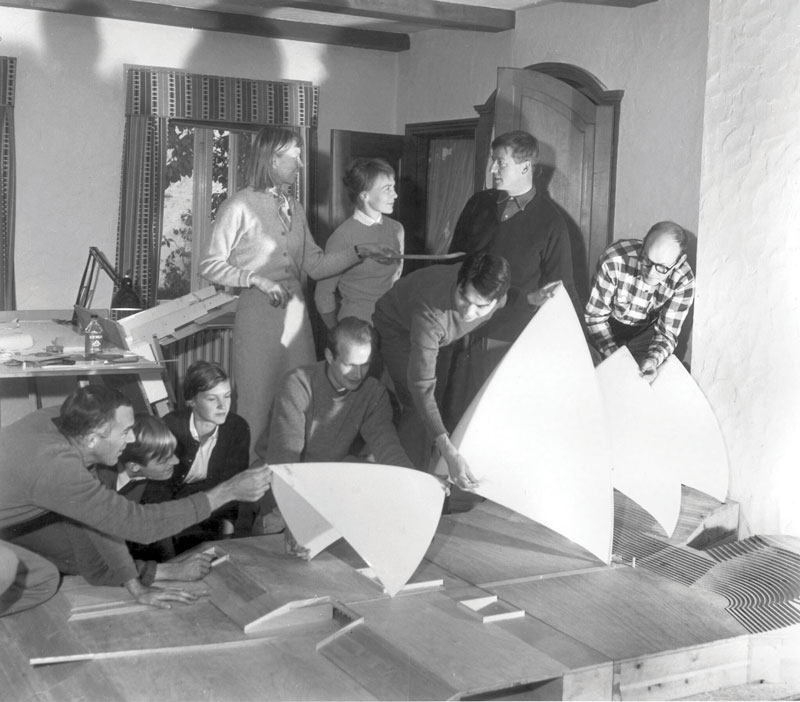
[585,239,695,366]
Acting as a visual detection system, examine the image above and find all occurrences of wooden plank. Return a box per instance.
[320,624,458,700]
[492,567,748,661]
[427,501,602,585]
[31,636,275,666]
[496,615,609,671]
[78,622,375,701]
[618,636,750,700]
[0,591,124,700]
[337,591,569,697]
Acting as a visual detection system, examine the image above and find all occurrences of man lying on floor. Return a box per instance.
[0,385,271,616]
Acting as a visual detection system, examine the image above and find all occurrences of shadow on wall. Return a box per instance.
[675,227,697,369]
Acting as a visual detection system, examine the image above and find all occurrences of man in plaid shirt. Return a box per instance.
[585,221,695,382]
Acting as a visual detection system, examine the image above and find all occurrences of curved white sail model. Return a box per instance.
[271,462,445,596]
[596,347,682,535]
[651,355,729,502]
[596,347,729,535]
[436,285,614,563]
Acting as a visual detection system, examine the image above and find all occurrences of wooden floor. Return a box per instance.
[2,496,799,701]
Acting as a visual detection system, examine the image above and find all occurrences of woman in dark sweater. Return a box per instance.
[143,360,250,551]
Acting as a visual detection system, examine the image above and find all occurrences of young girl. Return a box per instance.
[314,158,404,329]
[143,360,250,551]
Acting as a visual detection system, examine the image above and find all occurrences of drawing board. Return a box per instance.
[436,284,614,563]
[271,462,445,596]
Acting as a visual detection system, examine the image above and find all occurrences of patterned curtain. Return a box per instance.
[0,57,16,311]
[116,66,320,308]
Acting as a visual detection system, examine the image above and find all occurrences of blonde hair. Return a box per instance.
[246,126,302,191]
[119,414,177,466]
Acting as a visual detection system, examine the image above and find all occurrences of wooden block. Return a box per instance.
[458,594,526,623]
[357,567,443,595]
[206,556,335,633]
[618,636,749,700]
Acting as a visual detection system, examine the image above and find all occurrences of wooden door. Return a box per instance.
[493,67,618,301]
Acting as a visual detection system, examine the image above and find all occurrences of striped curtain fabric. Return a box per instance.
[116,66,320,308]
[0,57,16,311]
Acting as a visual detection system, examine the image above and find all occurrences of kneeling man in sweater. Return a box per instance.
[247,317,415,546]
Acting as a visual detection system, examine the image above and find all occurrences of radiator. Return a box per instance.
[164,326,234,406]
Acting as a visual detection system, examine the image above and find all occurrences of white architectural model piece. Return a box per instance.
[596,347,682,535]
[436,285,614,564]
[271,463,445,596]
[596,348,730,534]
[651,356,729,501]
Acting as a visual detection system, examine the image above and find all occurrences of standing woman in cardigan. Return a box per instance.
[200,126,396,457]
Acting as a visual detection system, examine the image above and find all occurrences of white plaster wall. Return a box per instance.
[399,0,709,242]
[0,7,398,309]
[694,0,800,537]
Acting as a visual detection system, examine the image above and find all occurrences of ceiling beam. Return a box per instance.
[553,0,658,7]
[279,0,516,32]
[102,0,515,33]
[0,0,411,52]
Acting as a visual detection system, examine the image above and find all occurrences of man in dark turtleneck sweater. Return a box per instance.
[445,130,579,426]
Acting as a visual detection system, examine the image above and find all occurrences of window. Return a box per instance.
[116,67,319,309]
[158,124,255,301]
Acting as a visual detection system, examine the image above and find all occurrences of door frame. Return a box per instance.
[401,118,478,262]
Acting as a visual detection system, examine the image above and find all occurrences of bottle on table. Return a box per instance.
[84,314,104,360]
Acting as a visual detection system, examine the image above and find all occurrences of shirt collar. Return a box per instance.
[116,470,145,492]
[190,412,219,443]
[353,208,382,226]
[497,186,536,211]
[324,362,350,396]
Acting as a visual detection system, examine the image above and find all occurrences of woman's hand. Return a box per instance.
[355,243,401,265]
[251,274,291,308]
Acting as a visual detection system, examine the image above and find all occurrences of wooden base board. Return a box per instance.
[5,509,799,700]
